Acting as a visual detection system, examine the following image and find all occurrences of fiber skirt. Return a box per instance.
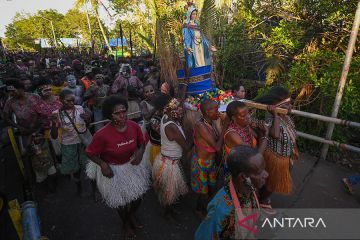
[264,149,293,194]
[86,159,151,208]
[143,142,161,166]
[152,154,188,206]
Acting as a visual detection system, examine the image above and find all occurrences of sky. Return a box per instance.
[0,0,113,37]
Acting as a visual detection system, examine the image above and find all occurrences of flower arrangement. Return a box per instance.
[184,88,234,111]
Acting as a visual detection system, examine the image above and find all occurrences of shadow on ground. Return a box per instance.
[2,148,360,240]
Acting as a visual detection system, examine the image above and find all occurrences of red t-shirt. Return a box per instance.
[86,121,144,165]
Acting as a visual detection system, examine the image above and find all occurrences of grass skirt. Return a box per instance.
[152,155,188,206]
[86,159,151,208]
[144,142,161,166]
[264,149,293,194]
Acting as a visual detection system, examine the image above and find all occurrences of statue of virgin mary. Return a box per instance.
[182,5,213,69]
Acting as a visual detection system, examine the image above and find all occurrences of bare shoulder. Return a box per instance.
[224,130,238,141]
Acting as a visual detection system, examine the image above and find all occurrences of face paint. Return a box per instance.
[67,75,77,88]
[38,85,52,98]
[144,85,155,100]
[112,104,127,126]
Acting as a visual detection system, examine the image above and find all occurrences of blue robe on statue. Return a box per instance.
[182,6,211,69]
[182,24,211,69]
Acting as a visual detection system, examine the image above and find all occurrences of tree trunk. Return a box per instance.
[85,6,94,53]
[95,8,112,51]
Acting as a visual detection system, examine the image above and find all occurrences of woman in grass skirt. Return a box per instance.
[152,98,192,213]
[256,86,298,210]
[142,93,171,166]
[86,96,150,239]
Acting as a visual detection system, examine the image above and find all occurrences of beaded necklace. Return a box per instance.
[202,118,219,139]
[227,122,253,146]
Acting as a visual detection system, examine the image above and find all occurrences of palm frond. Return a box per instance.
[200,0,217,44]
[74,0,88,9]
[137,32,155,49]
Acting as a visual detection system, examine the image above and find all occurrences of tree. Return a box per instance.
[75,0,112,51]
[62,9,104,46]
[4,10,64,51]
[3,9,107,52]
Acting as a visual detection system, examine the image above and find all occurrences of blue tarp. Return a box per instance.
[109,38,128,47]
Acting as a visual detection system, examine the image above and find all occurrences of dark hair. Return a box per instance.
[226,101,246,119]
[36,78,52,88]
[255,86,289,105]
[59,89,74,100]
[227,145,258,178]
[152,93,171,111]
[200,99,217,115]
[143,82,154,89]
[102,95,129,120]
[232,83,244,93]
[6,79,24,90]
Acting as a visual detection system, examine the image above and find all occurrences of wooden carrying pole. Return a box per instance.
[244,101,288,115]
[320,1,360,160]
[242,100,360,153]
[243,100,360,128]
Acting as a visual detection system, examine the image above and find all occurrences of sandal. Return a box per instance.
[342,178,354,195]
[260,204,277,215]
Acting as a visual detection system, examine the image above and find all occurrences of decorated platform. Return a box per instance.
[183,87,234,112]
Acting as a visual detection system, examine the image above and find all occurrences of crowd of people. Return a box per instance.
[0,52,301,239]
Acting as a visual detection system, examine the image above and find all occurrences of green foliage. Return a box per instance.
[4,9,104,51]
[286,49,360,118]
[200,0,217,43]
[214,0,360,153]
